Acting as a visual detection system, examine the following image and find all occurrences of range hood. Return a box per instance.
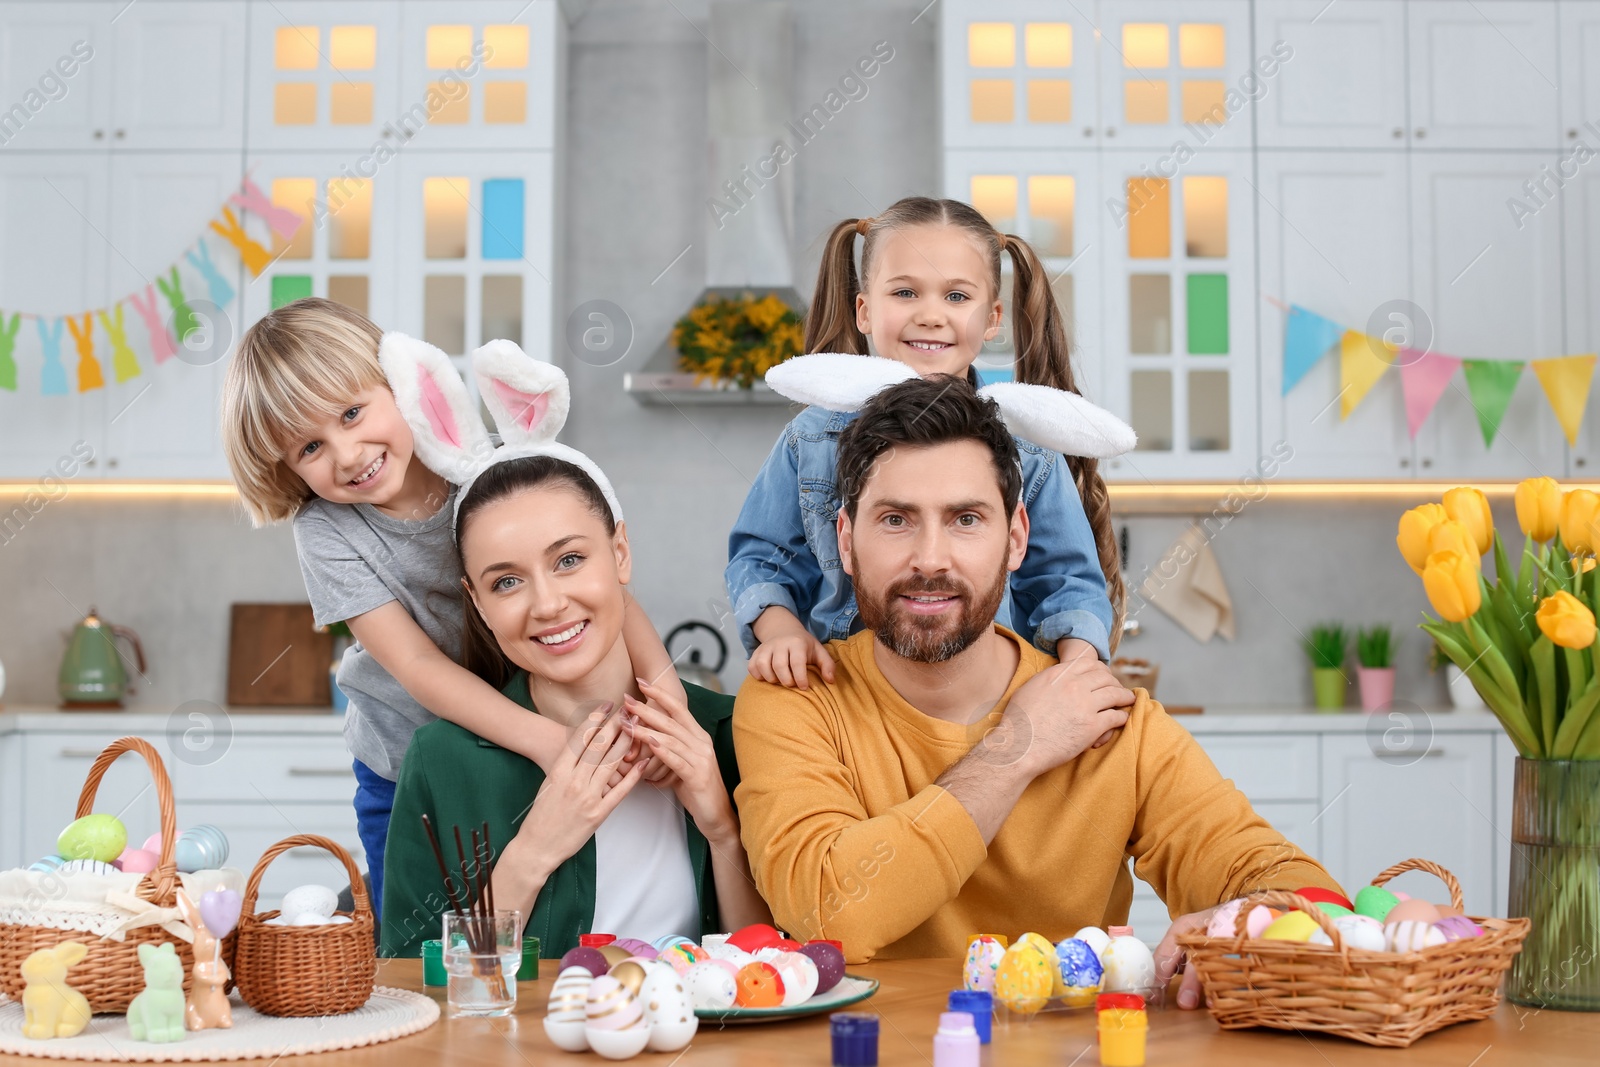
[626,1,803,401]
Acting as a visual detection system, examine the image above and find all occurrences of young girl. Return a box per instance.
[379,340,766,953]
[727,197,1129,688]
[220,298,681,919]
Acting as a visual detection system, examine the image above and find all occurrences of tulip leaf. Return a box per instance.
[1564,645,1590,721]
[1494,533,1517,588]
[1490,571,1533,647]
[1531,635,1559,755]
[1572,696,1600,758]
[1465,616,1543,756]
[1552,674,1600,758]
[1518,537,1540,606]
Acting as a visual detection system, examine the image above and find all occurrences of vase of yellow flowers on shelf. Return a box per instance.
[673,291,803,389]
[1398,478,1600,1010]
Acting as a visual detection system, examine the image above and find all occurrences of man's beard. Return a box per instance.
[856,563,1007,663]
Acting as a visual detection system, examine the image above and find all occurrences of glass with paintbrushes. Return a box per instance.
[422,815,521,1017]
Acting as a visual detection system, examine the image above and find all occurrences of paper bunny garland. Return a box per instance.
[377,332,623,523]
[764,353,1137,459]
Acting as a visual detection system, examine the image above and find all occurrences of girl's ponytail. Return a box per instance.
[1004,233,1126,652]
[803,218,870,355]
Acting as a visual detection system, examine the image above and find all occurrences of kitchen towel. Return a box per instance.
[1139,524,1236,642]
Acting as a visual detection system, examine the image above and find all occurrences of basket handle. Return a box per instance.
[1369,857,1465,912]
[1228,889,1354,956]
[73,736,177,904]
[241,834,370,918]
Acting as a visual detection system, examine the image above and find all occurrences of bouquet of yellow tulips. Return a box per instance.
[1398,478,1600,759]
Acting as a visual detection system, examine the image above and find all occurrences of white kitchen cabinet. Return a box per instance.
[0,730,20,871]
[1257,152,1418,478]
[1318,731,1497,914]
[1493,734,1517,918]
[20,733,162,866]
[0,2,116,151]
[0,153,109,478]
[1562,157,1600,476]
[1407,1,1559,150]
[1254,0,1409,150]
[1559,0,1600,147]
[1410,152,1568,479]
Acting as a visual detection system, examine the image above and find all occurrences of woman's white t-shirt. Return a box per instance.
[590,782,698,942]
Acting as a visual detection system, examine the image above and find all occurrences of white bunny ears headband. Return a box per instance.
[765,353,1137,459]
[377,332,623,526]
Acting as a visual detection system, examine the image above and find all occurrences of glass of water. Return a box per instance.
[444,910,521,1017]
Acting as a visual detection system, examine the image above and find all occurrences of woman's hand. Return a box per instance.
[622,676,736,844]
[518,701,646,862]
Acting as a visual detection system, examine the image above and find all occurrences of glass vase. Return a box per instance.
[1505,758,1600,1010]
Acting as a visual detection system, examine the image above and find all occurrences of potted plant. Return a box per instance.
[1429,635,1487,710]
[1398,478,1600,1009]
[1355,625,1398,711]
[673,291,803,388]
[1305,623,1347,711]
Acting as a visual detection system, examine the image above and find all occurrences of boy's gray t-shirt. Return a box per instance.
[292,488,462,780]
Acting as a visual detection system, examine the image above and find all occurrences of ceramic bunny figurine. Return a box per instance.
[20,940,92,1040]
[174,890,232,1031]
[126,942,187,1043]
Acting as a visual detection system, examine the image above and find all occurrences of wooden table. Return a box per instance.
[5,958,1597,1065]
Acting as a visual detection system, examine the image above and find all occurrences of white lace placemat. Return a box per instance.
[0,987,438,1062]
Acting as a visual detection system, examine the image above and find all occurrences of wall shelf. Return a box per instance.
[623,373,794,406]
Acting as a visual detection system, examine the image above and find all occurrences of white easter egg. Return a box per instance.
[1100,935,1156,993]
[1385,919,1446,953]
[281,884,338,919]
[684,960,738,1010]
[641,965,698,1051]
[545,967,594,1051]
[587,1027,651,1060]
[704,940,754,967]
[1308,914,1387,952]
[774,951,819,1006]
[543,1016,589,1052]
[1073,926,1112,958]
[290,912,329,926]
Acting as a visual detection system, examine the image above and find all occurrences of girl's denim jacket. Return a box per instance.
[725,405,1113,660]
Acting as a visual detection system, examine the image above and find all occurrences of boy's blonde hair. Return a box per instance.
[221,297,387,526]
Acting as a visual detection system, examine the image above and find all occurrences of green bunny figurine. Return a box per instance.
[126,943,186,1043]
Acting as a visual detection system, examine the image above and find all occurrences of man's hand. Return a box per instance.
[1153,906,1220,1010]
[995,654,1133,778]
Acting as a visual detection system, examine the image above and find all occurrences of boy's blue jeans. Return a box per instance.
[352,759,396,922]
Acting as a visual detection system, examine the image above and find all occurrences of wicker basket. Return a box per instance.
[0,736,236,1012]
[233,833,377,1016]
[1177,858,1531,1048]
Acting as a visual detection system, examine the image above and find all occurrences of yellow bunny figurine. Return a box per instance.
[21,940,92,1040]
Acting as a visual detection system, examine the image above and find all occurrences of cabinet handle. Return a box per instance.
[1414,128,1426,139]
[85,458,96,468]
[1105,127,1117,138]
[287,767,355,777]
[1421,458,1432,469]
[1084,127,1095,138]
[1578,457,1588,468]
[59,747,104,758]
[93,129,104,140]
[108,458,119,469]
[1399,457,1410,469]
[114,129,125,140]
[1571,129,1580,139]
[1392,127,1403,139]
[1380,748,1443,759]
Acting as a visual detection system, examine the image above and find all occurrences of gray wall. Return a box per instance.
[0,1,1469,712]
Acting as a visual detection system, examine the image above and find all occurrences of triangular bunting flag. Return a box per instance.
[1531,354,1597,447]
[1283,305,1344,394]
[1399,349,1461,438]
[1461,359,1525,447]
[1340,330,1393,418]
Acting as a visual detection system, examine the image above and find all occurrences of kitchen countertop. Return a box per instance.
[0,707,344,735]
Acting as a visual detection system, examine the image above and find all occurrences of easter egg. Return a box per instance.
[1016,933,1062,995]
[1100,936,1157,994]
[1053,938,1103,991]
[58,814,127,864]
[704,940,753,967]
[58,859,116,875]
[545,967,594,1051]
[560,946,610,977]
[1437,904,1465,918]
[1245,906,1278,938]
[642,963,698,1051]
[654,934,695,952]
[962,935,1006,993]
[608,960,649,999]
[1354,885,1400,922]
[1315,902,1354,918]
[752,945,788,964]
[727,923,783,953]
[684,960,738,1010]
[1385,919,1446,953]
[774,951,819,1006]
[1309,914,1387,952]
[734,962,785,1007]
[613,937,657,958]
[585,974,644,1031]
[281,884,338,920]
[1261,910,1321,942]
[1205,899,1244,938]
[661,941,708,975]
[1434,915,1484,941]
[1294,886,1354,911]
[800,941,846,995]
[1073,926,1111,957]
[1385,899,1441,925]
[993,944,1053,1014]
[597,945,633,968]
[115,847,158,874]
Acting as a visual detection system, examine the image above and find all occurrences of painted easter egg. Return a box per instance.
[1309,913,1387,952]
[585,975,645,1031]
[1054,938,1104,988]
[962,935,1006,993]
[58,814,127,864]
[544,966,594,1051]
[734,961,785,1007]
[684,960,738,1010]
[1385,919,1447,953]
[1354,885,1400,922]
[800,941,846,995]
[1385,899,1441,925]
[993,943,1053,1014]
[1100,936,1156,993]
[774,951,819,1006]
[560,946,610,977]
[1261,910,1321,942]
[613,937,657,958]
[661,941,708,975]
[1294,886,1354,911]
[115,847,158,874]
[1434,915,1484,941]
[641,964,698,1051]
[608,960,649,999]
[727,923,783,953]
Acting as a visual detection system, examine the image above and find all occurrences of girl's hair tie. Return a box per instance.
[855,217,871,236]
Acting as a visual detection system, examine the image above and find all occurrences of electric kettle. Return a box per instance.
[664,621,728,694]
[59,607,146,708]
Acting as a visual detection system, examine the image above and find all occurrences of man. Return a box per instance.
[732,375,1342,1009]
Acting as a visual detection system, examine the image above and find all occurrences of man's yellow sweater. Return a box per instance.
[733,627,1343,962]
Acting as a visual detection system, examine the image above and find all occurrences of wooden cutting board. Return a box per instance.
[226,603,333,707]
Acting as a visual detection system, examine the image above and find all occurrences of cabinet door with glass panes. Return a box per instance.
[1410,152,1566,480]
[1257,152,1416,479]
[1094,1,1254,152]
[1098,151,1257,481]
[944,150,1106,404]
[940,1,1099,149]
[1406,0,1559,151]
[101,152,244,479]
[395,2,560,152]
[246,2,402,152]
[392,153,554,363]
[1562,162,1600,478]
[0,153,108,477]
[241,155,400,333]
[1253,0,1408,150]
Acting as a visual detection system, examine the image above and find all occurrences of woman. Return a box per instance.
[379,452,768,957]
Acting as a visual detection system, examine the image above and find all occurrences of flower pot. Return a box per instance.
[1445,664,1488,710]
[1356,666,1396,712]
[1311,667,1347,711]
[1505,758,1600,1010]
